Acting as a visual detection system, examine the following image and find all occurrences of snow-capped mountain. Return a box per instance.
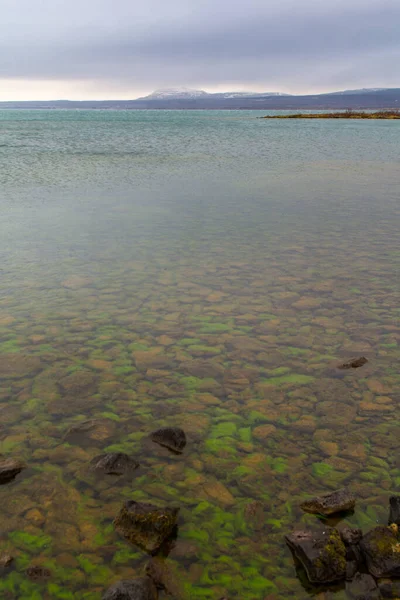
[138,88,290,100]
[138,88,209,100]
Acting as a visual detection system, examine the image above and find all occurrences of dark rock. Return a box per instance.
[114,500,179,554]
[388,496,400,525]
[346,572,379,600]
[340,527,363,546]
[360,526,400,578]
[26,565,51,580]
[379,580,400,598]
[337,357,368,370]
[102,578,158,600]
[0,554,13,568]
[0,458,25,484]
[285,528,346,584]
[340,527,364,580]
[150,427,186,454]
[90,453,139,475]
[300,489,356,516]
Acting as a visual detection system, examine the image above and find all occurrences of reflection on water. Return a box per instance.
[0,110,399,599]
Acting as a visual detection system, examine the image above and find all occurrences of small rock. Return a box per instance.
[360,526,400,578]
[340,527,363,546]
[26,565,51,580]
[300,489,355,516]
[102,577,158,600]
[114,501,179,554]
[379,580,400,599]
[150,427,186,453]
[0,457,25,484]
[346,572,379,599]
[337,357,368,370]
[0,554,13,567]
[285,528,346,584]
[90,453,139,475]
[389,496,400,525]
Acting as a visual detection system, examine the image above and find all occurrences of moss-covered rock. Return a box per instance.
[286,528,346,583]
[114,501,179,554]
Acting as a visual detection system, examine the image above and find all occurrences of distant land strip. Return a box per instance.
[261,110,400,119]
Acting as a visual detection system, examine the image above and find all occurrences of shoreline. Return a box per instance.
[261,110,400,119]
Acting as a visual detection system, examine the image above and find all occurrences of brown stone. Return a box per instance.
[202,479,235,506]
[252,424,277,441]
[0,354,41,379]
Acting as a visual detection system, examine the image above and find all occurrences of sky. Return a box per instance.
[1,0,399,100]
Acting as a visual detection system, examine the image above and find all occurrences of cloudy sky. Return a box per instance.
[1,0,399,100]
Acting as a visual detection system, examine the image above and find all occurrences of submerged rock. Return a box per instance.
[286,528,346,583]
[337,357,368,370]
[150,427,186,453]
[300,489,356,516]
[0,457,25,484]
[389,496,400,525]
[0,554,13,568]
[146,557,188,599]
[90,453,139,475]
[102,578,158,600]
[360,526,400,578]
[114,500,179,554]
[26,565,51,580]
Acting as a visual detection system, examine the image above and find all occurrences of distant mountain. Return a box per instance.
[138,87,291,100]
[1,88,399,110]
[323,87,392,96]
[139,88,209,100]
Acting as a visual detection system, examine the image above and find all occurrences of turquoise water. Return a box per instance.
[0,109,399,599]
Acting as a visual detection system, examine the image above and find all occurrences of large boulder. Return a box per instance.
[102,578,158,600]
[360,526,400,578]
[285,529,346,584]
[150,427,186,454]
[114,501,179,554]
[0,458,25,484]
[300,489,356,516]
[90,453,139,476]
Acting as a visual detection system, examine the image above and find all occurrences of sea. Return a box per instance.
[0,109,399,599]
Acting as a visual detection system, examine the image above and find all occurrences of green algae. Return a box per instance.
[312,462,334,478]
[9,531,52,552]
[268,373,315,386]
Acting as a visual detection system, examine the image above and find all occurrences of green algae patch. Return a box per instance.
[268,373,315,386]
[9,531,52,552]
[210,422,237,438]
[312,462,334,478]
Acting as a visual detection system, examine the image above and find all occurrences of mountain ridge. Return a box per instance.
[1,88,399,109]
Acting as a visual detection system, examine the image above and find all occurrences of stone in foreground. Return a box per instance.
[114,501,179,554]
[340,527,363,581]
[346,572,379,600]
[300,489,356,516]
[0,458,25,484]
[150,427,186,453]
[360,526,400,578]
[389,496,400,525]
[90,453,139,475]
[337,357,368,370]
[286,529,346,584]
[102,578,158,600]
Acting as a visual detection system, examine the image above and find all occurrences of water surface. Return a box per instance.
[0,109,399,599]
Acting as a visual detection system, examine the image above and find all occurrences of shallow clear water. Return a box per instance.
[0,109,399,599]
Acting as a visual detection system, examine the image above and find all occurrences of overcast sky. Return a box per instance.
[1,0,399,100]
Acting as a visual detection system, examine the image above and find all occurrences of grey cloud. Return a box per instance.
[1,0,399,93]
